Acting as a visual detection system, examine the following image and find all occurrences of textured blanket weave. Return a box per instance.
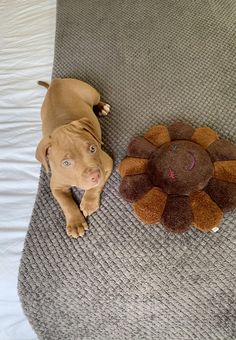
[18,0,236,339]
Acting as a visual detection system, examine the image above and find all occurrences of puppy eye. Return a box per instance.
[89,144,97,153]
[62,159,73,168]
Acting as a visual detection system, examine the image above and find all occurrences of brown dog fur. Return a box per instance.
[36,78,113,238]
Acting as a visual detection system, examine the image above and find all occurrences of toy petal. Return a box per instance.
[168,122,194,140]
[191,127,219,149]
[214,160,236,183]
[144,124,170,147]
[127,137,157,158]
[190,191,223,232]
[119,157,148,177]
[161,195,192,233]
[207,139,236,162]
[133,187,167,224]
[119,174,152,202]
[205,178,236,212]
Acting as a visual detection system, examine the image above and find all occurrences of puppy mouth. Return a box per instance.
[91,180,100,187]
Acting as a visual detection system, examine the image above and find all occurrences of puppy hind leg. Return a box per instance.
[71,79,110,116]
[76,80,110,116]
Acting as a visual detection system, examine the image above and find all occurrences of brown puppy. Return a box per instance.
[36,78,113,238]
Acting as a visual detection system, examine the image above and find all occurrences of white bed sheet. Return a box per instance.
[0,1,56,339]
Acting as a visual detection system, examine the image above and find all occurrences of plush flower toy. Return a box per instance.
[119,122,236,233]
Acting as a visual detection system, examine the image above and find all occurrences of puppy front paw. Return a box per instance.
[66,216,88,238]
[80,196,100,217]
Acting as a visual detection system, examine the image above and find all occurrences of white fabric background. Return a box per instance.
[0,1,56,338]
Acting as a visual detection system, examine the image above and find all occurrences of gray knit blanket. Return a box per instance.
[18,0,236,339]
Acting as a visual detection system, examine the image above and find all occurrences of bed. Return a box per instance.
[3,0,236,338]
[0,1,55,338]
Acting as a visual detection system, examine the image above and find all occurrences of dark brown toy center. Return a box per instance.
[147,140,213,195]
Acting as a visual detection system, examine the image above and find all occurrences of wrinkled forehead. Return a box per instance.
[51,125,97,147]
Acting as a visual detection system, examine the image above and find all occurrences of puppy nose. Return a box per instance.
[87,169,100,182]
[90,172,100,182]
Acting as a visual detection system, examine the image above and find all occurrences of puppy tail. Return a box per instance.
[37,80,50,89]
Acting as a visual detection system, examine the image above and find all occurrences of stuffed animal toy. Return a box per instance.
[119,122,236,233]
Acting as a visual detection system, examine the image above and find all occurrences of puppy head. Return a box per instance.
[36,118,105,190]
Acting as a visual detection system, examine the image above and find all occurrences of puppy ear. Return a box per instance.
[71,118,103,145]
[35,136,52,173]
